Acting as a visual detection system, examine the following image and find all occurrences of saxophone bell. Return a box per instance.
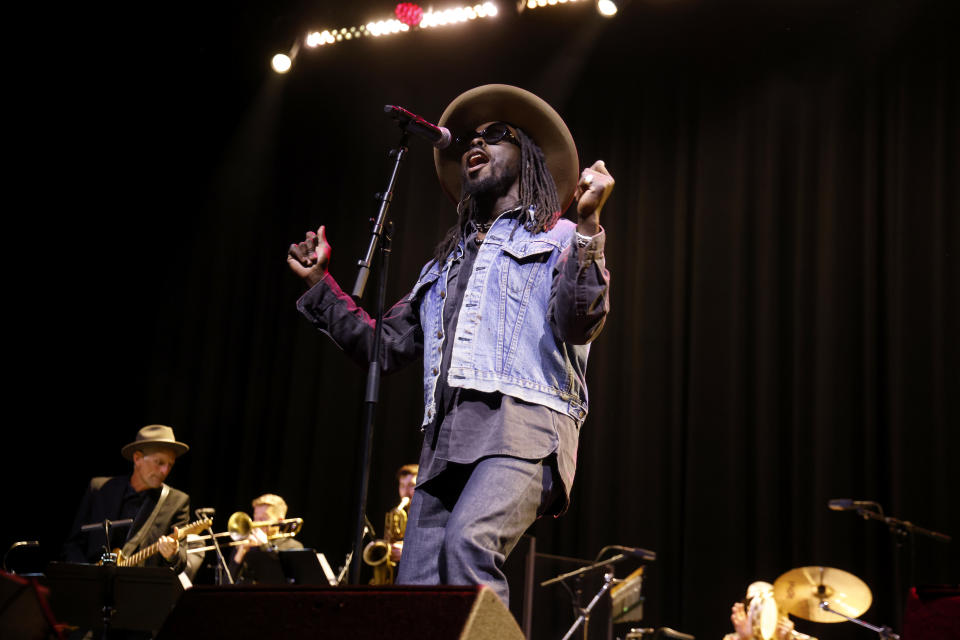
[363,496,410,585]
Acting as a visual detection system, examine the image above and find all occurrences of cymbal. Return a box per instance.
[773,566,872,623]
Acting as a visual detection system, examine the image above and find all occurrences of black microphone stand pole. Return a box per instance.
[82,518,132,640]
[347,130,408,585]
[840,502,951,635]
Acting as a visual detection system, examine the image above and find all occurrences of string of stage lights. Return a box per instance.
[270,0,621,73]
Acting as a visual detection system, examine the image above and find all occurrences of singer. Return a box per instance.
[287,84,614,605]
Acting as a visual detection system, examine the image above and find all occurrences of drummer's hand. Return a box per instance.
[775,616,795,640]
[731,602,751,640]
[158,527,180,561]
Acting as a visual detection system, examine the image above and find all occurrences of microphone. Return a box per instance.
[385,105,452,149]
[828,499,877,511]
[611,545,657,561]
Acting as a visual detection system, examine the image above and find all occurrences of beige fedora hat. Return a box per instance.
[433,84,579,212]
[121,424,189,460]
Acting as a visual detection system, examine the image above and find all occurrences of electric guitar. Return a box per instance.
[113,517,213,567]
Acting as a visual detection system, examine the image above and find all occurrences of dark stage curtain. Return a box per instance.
[7,2,956,639]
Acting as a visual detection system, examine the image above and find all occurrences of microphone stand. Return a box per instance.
[347,130,408,585]
[840,502,951,635]
[818,601,900,639]
[82,518,133,640]
[542,553,639,640]
[845,503,952,544]
[205,522,233,585]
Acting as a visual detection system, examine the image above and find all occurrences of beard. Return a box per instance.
[461,163,519,212]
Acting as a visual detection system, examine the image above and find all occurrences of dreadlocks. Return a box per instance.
[430,127,563,267]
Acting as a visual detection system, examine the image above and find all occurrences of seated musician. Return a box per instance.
[61,425,192,574]
[725,581,808,640]
[229,493,303,583]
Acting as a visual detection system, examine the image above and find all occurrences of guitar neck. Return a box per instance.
[119,540,162,567]
[117,517,212,567]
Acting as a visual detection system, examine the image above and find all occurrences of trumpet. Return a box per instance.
[185,512,303,554]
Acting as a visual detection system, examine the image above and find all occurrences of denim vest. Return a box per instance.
[409,216,591,428]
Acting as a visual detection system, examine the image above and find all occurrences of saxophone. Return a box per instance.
[362,496,409,585]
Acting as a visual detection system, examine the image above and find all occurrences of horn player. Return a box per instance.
[229,493,303,583]
[388,464,418,565]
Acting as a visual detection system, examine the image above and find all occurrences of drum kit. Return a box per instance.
[741,565,900,640]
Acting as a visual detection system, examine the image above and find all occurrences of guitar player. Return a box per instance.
[62,424,192,574]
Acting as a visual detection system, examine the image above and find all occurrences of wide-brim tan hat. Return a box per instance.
[434,84,579,212]
[121,424,189,460]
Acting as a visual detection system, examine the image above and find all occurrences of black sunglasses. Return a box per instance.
[454,122,520,153]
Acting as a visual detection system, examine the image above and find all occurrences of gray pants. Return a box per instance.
[396,455,559,605]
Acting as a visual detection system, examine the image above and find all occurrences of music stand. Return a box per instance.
[279,549,337,586]
[238,549,287,585]
[45,561,183,638]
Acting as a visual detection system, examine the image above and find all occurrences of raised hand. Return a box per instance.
[287,225,332,288]
[574,160,614,236]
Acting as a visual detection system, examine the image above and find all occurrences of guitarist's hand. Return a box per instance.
[158,526,180,561]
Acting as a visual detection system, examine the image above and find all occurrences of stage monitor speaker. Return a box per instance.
[156,584,526,640]
[0,571,59,640]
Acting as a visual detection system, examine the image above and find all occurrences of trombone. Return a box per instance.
[186,511,303,554]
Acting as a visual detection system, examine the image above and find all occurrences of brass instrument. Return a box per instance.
[362,496,409,585]
[227,511,303,540]
[186,512,303,554]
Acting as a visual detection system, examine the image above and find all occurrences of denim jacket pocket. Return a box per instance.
[409,269,440,301]
[499,241,555,297]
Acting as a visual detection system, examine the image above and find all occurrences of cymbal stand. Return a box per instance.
[818,601,900,640]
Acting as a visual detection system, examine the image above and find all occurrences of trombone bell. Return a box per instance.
[227,511,303,541]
